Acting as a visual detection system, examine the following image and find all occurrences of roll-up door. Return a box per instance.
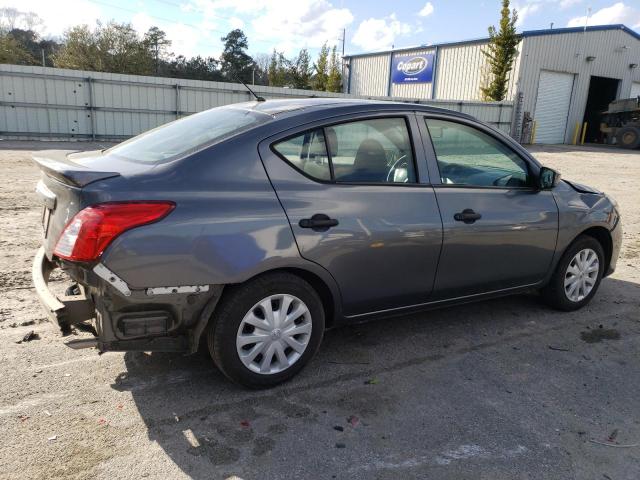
[533,71,575,144]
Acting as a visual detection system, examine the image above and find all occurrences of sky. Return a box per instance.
[1,0,639,59]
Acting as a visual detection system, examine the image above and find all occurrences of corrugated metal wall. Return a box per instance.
[0,64,514,139]
[435,41,521,101]
[348,54,391,97]
[347,41,521,102]
[518,29,640,143]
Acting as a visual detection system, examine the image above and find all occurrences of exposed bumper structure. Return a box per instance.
[32,247,222,353]
[32,247,95,334]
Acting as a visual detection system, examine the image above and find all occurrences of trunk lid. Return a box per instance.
[33,149,123,259]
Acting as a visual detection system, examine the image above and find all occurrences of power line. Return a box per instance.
[150,0,240,23]
[86,0,231,36]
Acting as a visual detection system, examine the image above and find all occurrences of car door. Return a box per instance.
[259,112,443,317]
[417,114,559,299]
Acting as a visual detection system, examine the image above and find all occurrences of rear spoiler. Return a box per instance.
[32,150,120,188]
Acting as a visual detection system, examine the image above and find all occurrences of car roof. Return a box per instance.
[233,98,474,120]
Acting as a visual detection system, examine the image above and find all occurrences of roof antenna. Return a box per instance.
[237,77,265,102]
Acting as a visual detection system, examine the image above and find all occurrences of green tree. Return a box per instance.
[290,48,312,89]
[168,55,223,81]
[52,25,101,70]
[326,45,342,92]
[219,29,254,82]
[98,23,152,74]
[312,43,329,91]
[0,33,36,64]
[3,28,60,66]
[480,0,520,101]
[267,50,288,87]
[53,22,153,74]
[144,26,172,74]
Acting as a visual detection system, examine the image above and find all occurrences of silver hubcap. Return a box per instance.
[564,248,599,302]
[236,294,312,375]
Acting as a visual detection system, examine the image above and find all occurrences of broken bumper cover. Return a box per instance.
[32,246,95,332]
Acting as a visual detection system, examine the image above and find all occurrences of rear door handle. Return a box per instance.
[299,214,339,232]
[454,209,482,224]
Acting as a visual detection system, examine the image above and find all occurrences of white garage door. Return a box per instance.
[533,71,575,144]
[631,82,640,98]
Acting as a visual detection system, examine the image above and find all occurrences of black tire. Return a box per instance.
[615,126,640,149]
[207,272,325,388]
[541,235,605,311]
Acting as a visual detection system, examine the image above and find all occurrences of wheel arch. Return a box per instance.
[567,226,613,274]
[209,265,342,330]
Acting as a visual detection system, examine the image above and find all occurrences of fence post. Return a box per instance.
[87,77,95,141]
[174,84,180,119]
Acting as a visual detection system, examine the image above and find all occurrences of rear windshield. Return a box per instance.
[107,105,271,164]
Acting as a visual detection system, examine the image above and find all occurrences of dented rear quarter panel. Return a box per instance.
[97,129,343,313]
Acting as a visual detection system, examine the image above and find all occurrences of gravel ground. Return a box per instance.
[0,140,639,480]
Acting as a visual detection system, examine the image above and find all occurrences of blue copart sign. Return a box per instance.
[391,53,435,84]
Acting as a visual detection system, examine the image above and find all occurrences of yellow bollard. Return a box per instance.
[530,121,537,144]
[572,122,581,145]
[580,122,588,145]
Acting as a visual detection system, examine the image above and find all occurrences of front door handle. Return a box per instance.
[299,213,339,232]
[454,209,482,224]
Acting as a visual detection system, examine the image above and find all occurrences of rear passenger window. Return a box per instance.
[330,118,415,183]
[272,118,416,184]
[273,128,331,181]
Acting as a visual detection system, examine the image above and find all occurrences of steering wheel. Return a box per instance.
[492,173,514,187]
[386,154,408,182]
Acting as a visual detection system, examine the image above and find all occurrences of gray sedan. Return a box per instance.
[32,99,622,387]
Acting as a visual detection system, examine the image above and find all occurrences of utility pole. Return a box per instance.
[338,28,346,92]
[41,49,45,67]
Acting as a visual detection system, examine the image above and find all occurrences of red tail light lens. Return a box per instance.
[54,202,175,262]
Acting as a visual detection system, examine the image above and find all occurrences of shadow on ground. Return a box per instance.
[113,277,640,479]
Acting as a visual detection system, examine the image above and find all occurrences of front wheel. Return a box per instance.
[541,235,605,311]
[208,272,325,388]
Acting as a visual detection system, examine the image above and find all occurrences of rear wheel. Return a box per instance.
[541,235,605,311]
[615,126,640,149]
[208,272,324,388]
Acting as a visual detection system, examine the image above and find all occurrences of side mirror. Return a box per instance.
[538,166,561,190]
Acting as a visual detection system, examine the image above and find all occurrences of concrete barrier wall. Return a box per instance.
[0,64,514,141]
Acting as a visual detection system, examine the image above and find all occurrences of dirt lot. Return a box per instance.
[0,141,639,480]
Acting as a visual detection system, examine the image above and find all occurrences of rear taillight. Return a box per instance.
[54,202,175,262]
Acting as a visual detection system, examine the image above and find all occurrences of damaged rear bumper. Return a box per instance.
[32,247,223,353]
[32,246,95,334]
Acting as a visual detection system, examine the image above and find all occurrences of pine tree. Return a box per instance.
[268,50,288,87]
[326,46,342,92]
[291,48,312,89]
[219,29,254,83]
[480,0,520,101]
[312,43,329,91]
[144,27,171,74]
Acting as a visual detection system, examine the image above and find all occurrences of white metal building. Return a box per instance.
[344,24,640,144]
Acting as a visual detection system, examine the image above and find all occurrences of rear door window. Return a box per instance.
[272,129,331,180]
[272,117,416,184]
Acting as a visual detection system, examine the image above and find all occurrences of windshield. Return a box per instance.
[107,105,271,164]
